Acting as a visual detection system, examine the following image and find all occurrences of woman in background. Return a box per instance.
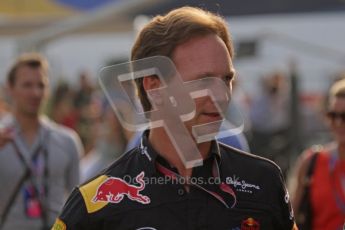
[292,78,345,230]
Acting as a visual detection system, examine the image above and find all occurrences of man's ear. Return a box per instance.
[5,83,13,104]
[143,75,161,91]
[5,83,13,97]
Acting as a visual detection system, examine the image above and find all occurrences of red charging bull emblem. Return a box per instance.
[92,171,150,205]
[241,217,260,230]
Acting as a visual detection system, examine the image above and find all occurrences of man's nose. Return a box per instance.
[334,117,345,126]
[32,86,43,97]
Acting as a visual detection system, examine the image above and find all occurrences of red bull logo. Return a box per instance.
[92,171,150,205]
[241,217,260,230]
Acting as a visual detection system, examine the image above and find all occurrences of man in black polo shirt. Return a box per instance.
[53,6,298,230]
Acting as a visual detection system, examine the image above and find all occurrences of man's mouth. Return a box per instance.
[29,100,42,107]
[202,112,222,120]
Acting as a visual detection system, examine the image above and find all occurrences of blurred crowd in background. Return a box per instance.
[1,66,343,182]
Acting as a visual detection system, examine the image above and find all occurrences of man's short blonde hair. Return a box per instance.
[329,78,345,98]
[131,6,234,111]
[7,52,49,87]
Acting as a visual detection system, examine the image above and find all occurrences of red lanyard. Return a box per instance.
[155,158,237,208]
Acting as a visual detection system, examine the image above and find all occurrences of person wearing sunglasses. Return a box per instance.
[292,78,345,230]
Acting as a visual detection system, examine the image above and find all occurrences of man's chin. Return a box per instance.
[200,113,223,123]
[23,109,41,117]
[191,123,222,143]
[184,116,223,141]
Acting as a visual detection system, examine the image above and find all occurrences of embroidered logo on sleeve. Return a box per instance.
[92,171,150,205]
[51,218,66,230]
[79,172,150,213]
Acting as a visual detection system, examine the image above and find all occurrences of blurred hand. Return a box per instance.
[0,128,14,148]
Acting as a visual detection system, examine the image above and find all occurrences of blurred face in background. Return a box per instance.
[9,65,48,117]
[327,96,345,145]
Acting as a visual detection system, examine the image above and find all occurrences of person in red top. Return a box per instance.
[292,78,345,230]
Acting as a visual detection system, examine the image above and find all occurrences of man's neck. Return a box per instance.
[14,111,40,147]
[149,128,212,178]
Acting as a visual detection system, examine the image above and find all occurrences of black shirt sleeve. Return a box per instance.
[272,168,296,230]
[52,188,89,230]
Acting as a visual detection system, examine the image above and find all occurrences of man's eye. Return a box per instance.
[39,82,45,89]
[223,75,233,85]
[23,82,32,88]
